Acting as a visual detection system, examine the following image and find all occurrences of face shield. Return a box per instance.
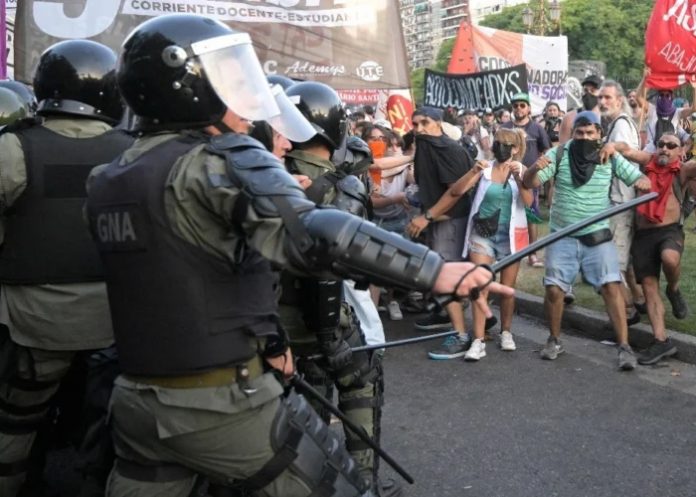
[192,33,279,121]
[267,85,317,143]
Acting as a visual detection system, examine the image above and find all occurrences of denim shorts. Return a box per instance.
[543,235,622,293]
[469,222,512,260]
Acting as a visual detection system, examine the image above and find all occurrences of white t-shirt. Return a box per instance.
[469,126,489,160]
[606,113,640,203]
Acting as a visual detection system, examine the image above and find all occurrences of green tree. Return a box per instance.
[475,0,655,88]
[409,67,425,105]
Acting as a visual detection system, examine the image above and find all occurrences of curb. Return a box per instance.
[513,291,696,365]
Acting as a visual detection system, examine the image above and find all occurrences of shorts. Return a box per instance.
[468,222,512,260]
[427,217,466,262]
[609,209,634,272]
[543,235,622,293]
[631,223,684,283]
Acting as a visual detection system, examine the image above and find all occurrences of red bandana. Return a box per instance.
[636,157,681,223]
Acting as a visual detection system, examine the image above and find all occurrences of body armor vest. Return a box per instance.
[0,124,133,284]
[85,134,279,376]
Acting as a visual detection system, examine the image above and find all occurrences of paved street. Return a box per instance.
[379,312,696,497]
[45,311,696,497]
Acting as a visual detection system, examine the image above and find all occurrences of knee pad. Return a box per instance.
[239,391,367,496]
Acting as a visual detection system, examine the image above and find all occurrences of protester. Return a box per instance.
[365,124,415,321]
[635,72,695,149]
[481,107,499,136]
[543,102,562,145]
[502,92,551,268]
[559,74,602,143]
[408,106,474,359]
[497,108,511,125]
[522,111,651,371]
[599,80,647,326]
[462,110,491,160]
[602,132,696,365]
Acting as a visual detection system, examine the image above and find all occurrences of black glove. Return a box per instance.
[320,338,353,372]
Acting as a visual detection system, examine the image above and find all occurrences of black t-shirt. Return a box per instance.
[414,134,472,219]
[502,119,551,166]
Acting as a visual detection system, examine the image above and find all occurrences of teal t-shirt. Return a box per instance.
[478,182,513,226]
[537,142,642,236]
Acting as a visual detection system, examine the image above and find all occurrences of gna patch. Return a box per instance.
[91,203,147,252]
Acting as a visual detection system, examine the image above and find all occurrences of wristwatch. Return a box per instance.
[424,210,434,222]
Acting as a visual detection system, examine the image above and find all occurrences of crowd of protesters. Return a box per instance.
[347,73,696,370]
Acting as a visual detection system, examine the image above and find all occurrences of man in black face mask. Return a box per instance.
[559,74,602,144]
[522,111,651,372]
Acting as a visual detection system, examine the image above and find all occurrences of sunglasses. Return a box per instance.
[657,141,680,150]
[512,103,528,109]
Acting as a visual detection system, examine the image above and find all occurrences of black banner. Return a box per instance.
[424,64,528,110]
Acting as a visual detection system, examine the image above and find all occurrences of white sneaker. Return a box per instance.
[387,301,403,320]
[464,338,486,361]
[500,330,516,351]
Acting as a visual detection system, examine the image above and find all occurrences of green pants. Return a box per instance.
[0,341,75,497]
[106,372,363,497]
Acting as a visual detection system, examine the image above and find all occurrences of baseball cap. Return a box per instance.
[573,110,601,128]
[581,74,602,88]
[510,92,530,104]
[484,107,493,114]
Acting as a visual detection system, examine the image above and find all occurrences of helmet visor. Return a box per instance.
[193,33,279,121]
[267,85,316,143]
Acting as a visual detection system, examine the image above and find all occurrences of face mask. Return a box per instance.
[569,138,601,162]
[582,93,598,111]
[368,140,387,159]
[656,95,676,118]
[492,141,513,163]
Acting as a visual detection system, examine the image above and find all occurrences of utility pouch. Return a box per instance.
[472,208,501,238]
[575,228,612,247]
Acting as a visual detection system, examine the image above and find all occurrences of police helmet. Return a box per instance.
[33,40,124,124]
[285,81,347,151]
[0,87,28,129]
[118,14,281,131]
[0,80,37,116]
[267,74,295,91]
[332,135,373,175]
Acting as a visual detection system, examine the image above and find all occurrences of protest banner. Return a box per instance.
[423,64,528,111]
[645,0,696,89]
[448,22,567,113]
[13,0,409,90]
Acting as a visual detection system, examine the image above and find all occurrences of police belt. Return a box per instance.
[123,356,264,388]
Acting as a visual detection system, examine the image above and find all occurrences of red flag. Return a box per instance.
[447,21,477,74]
[645,0,696,89]
[386,94,413,135]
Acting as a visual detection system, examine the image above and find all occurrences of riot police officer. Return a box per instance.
[0,40,132,497]
[0,80,38,118]
[0,87,28,130]
[280,81,394,495]
[84,14,511,497]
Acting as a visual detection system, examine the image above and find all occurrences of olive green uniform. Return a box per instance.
[92,133,354,497]
[0,118,119,496]
[282,150,379,487]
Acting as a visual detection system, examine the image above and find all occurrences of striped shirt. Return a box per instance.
[537,142,642,236]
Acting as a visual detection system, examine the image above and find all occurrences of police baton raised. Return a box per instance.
[431,191,658,309]
[290,374,415,485]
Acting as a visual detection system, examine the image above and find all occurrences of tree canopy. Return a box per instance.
[480,0,654,88]
[409,0,656,101]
